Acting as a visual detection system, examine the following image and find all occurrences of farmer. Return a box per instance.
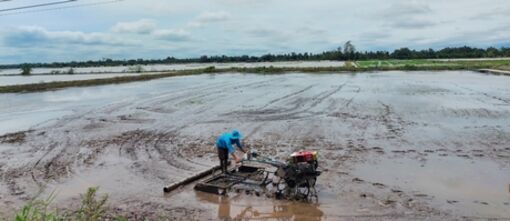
[216,130,246,174]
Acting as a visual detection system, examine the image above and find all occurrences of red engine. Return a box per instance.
[289,150,318,169]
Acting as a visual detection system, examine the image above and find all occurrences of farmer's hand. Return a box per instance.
[232,154,241,163]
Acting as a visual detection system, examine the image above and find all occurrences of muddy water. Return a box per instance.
[0,73,147,86]
[0,71,510,220]
[353,156,510,217]
[0,74,228,134]
[0,61,345,75]
[192,192,327,220]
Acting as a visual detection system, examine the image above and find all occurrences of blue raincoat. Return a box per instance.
[216,133,243,154]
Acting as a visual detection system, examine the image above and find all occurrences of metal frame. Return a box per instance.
[194,165,270,195]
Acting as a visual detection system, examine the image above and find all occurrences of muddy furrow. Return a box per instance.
[141,78,279,109]
[307,83,348,110]
[453,83,510,105]
[227,82,348,122]
[134,80,232,107]
[259,85,316,109]
[344,86,361,108]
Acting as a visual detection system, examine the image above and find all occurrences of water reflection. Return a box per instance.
[196,192,324,221]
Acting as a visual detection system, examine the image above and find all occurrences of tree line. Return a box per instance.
[2,43,510,69]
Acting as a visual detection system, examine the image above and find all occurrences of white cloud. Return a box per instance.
[189,11,231,27]
[382,2,432,17]
[110,19,192,41]
[1,0,509,64]
[470,6,510,20]
[379,2,438,29]
[111,19,157,34]
[246,28,283,38]
[152,29,191,41]
[391,19,437,29]
[3,26,126,47]
[197,11,231,22]
[108,18,193,42]
[358,31,391,42]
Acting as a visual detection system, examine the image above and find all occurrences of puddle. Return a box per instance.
[353,156,510,217]
[163,175,348,220]
[195,192,324,220]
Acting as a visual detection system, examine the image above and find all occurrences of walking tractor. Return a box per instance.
[193,150,321,200]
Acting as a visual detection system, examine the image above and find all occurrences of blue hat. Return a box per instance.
[231,130,242,140]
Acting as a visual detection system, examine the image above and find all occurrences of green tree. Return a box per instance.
[20,63,32,75]
[343,41,356,60]
[392,48,413,59]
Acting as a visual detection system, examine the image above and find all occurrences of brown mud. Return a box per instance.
[0,71,510,220]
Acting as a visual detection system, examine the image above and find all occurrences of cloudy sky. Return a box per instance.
[0,0,509,64]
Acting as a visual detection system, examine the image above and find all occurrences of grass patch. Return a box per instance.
[13,187,120,221]
[14,192,60,221]
[498,65,510,71]
[356,59,510,69]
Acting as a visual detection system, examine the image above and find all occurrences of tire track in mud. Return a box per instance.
[46,78,284,138]
[133,78,283,119]
[279,82,348,118]
[243,123,263,141]
[0,141,48,194]
[228,82,349,122]
[452,83,510,105]
[137,77,288,125]
[78,128,211,181]
[344,86,361,108]
[142,78,279,108]
[33,143,74,183]
[151,129,213,173]
[307,83,347,110]
[1,137,79,196]
[317,84,361,119]
[134,80,230,107]
[152,133,193,171]
[126,80,239,114]
[259,84,316,109]
[0,138,46,195]
[186,78,288,116]
[6,126,215,197]
[439,108,510,119]
[326,84,365,123]
[377,101,409,140]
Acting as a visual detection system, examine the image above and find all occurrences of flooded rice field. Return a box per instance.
[0,71,509,220]
[0,60,345,76]
[0,73,148,86]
